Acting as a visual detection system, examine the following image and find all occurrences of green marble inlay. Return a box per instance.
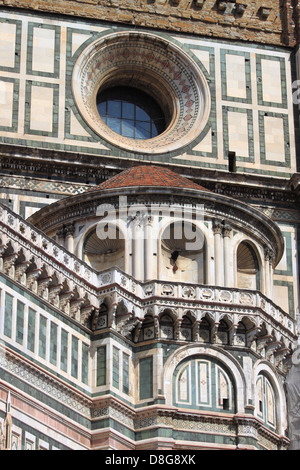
[256,54,288,109]
[16,300,24,345]
[0,17,22,73]
[38,315,47,359]
[113,346,120,389]
[50,322,58,366]
[60,328,68,373]
[139,356,153,400]
[26,23,61,79]
[4,292,13,339]
[81,342,89,385]
[27,308,36,353]
[123,352,129,395]
[221,49,252,104]
[71,335,79,379]
[96,346,106,387]
[24,80,59,138]
[0,77,19,133]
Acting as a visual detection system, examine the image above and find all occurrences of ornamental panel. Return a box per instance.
[72,31,211,154]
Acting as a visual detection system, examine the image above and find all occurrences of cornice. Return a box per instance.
[0,145,298,204]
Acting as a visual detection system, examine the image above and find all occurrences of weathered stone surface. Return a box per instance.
[0,0,299,46]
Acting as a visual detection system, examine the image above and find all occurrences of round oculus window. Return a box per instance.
[97,86,166,140]
[72,31,211,154]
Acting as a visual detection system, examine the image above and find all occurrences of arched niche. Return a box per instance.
[256,373,277,431]
[82,225,125,271]
[173,355,236,413]
[160,221,205,284]
[237,241,261,290]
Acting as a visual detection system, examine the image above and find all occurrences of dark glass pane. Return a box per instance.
[122,119,135,138]
[136,121,151,139]
[122,101,135,119]
[107,117,121,134]
[136,105,150,122]
[107,99,121,118]
[97,86,166,140]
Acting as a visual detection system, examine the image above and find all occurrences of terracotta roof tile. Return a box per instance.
[92,166,207,192]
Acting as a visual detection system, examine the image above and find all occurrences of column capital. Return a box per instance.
[212,219,223,235]
[264,246,275,263]
[223,223,232,238]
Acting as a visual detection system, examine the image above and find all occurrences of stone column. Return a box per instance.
[65,223,75,253]
[56,227,65,246]
[223,223,233,287]
[144,216,155,281]
[264,247,274,298]
[132,222,144,281]
[213,220,224,286]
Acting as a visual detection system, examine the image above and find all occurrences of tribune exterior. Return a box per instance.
[0,0,300,451]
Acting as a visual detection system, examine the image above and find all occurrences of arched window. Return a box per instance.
[199,317,211,343]
[97,86,166,140]
[94,302,108,330]
[160,313,174,339]
[216,319,229,345]
[180,314,193,341]
[173,356,235,413]
[142,315,155,341]
[234,321,247,347]
[256,374,276,430]
[237,242,260,290]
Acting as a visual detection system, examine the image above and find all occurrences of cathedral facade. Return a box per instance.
[0,0,299,450]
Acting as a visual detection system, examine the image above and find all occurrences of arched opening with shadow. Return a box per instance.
[82,226,125,272]
[173,355,236,413]
[160,221,205,284]
[237,241,261,290]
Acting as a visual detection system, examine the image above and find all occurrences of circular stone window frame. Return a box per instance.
[72,31,211,155]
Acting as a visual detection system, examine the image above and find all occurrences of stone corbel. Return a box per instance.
[3,253,18,276]
[235,3,246,15]
[37,276,53,299]
[90,308,100,331]
[0,245,6,271]
[26,268,42,292]
[70,298,85,322]
[228,323,238,345]
[154,315,160,338]
[274,347,290,369]
[133,320,142,343]
[256,334,273,353]
[258,7,271,20]
[192,320,200,342]
[210,321,218,343]
[80,305,96,328]
[174,318,182,340]
[59,291,75,314]
[48,283,63,307]
[265,339,281,361]
[15,261,30,283]
[194,0,205,7]
[246,327,261,349]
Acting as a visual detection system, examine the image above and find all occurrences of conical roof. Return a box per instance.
[93,165,207,192]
